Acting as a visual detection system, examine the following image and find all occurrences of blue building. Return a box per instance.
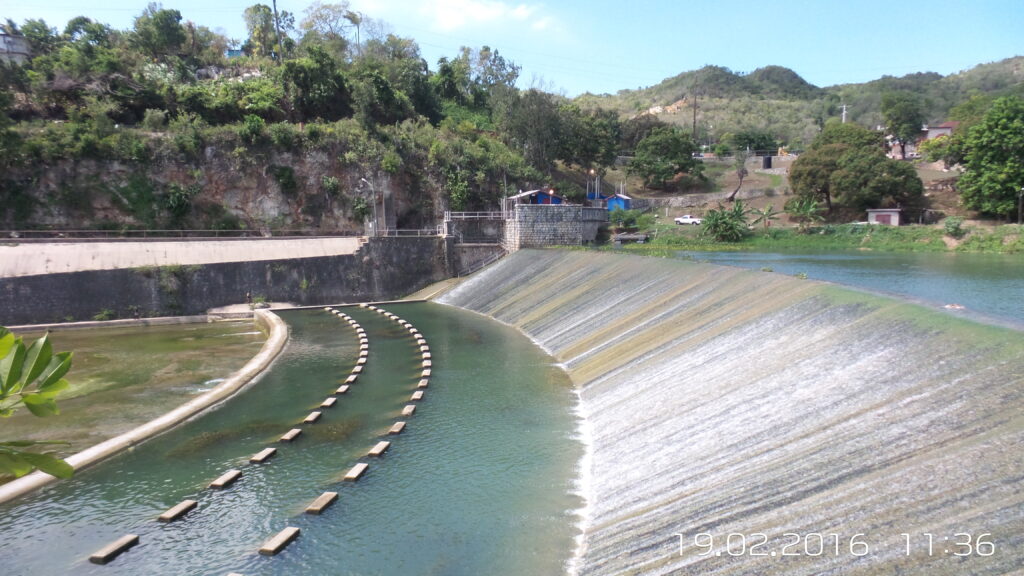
[506,189,565,205]
[605,193,632,211]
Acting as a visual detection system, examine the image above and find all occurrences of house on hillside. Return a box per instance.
[867,208,902,226]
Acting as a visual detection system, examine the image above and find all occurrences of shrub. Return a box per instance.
[268,122,299,150]
[141,109,168,131]
[238,114,265,144]
[271,165,297,196]
[944,216,966,239]
[321,175,340,196]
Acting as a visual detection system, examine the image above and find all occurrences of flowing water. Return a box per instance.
[440,249,1024,576]
[679,250,1024,325]
[0,304,581,575]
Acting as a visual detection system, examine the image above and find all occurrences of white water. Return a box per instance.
[440,249,1024,576]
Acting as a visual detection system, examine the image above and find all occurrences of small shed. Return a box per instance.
[605,193,632,211]
[867,208,902,226]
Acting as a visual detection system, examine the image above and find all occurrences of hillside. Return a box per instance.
[577,56,1024,149]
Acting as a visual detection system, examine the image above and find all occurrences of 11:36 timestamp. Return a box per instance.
[674,532,998,558]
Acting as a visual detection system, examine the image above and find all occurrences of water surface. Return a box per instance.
[0,304,582,575]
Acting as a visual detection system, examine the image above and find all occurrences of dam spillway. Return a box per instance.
[438,249,1024,575]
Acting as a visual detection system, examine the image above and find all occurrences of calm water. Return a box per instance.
[678,250,1024,325]
[0,304,582,575]
[5,321,265,457]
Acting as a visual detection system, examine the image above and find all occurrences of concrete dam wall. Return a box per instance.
[438,249,1024,576]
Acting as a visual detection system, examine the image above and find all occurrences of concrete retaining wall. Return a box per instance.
[0,237,448,326]
[505,205,607,250]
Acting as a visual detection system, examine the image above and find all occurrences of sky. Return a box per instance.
[2,0,1022,96]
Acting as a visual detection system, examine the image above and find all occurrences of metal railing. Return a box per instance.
[457,248,508,277]
[378,228,441,237]
[444,211,505,221]
[1,229,362,240]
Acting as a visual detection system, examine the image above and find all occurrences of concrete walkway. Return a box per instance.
[0,237,364,278]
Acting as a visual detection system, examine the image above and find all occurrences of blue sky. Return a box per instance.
[3,0,1022,96]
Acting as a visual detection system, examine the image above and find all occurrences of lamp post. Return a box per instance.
[360,178,377,237]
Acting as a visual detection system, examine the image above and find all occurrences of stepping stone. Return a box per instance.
[401,405,416,417]
[388,421,406,435]
[304,411,322,423]
[305,492,338,515]
[422,369,431,377]
[250,447,277,463]
[279,428,302,442]
[335,385,350,395]
[89,534,139,565]
[157,499,197,523]
[259,527,300,556]
[368,441,390,456]
[417,379,429,389]
[209,469,241,489]
[320,397,337,408]
[343,462,368,481]
[410,391,424,401]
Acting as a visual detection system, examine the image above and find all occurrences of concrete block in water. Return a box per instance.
[359,350,369,358]
[344,462,368,481]
[422,359,432,368]
[250,448,277,463]
[304,411,322,423]
[352,365,363,374]
[359,303,369,308]
[359,342,369,349]
[368,441,391,456]
[346,374,358,384]
[388,421,406,435]
[305,492,338,515]
[89,534,139,564]
[422,369,431,377]
[411,391,424,401]
[417,379,429,389]
[422,352,432,360]
[259,526,300,556]
[157,499,197,522]
[420,345,429,352]
[279,428,302,442]
[335,385,350,395]
[402,405,416,416]
[356,357,367,365]
[209,469,241,489]
[320,397,337,408]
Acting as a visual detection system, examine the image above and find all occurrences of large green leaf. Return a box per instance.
[22,333,53,388]
[18,451,74,479]
[0,327,14,359]
[0,451,34,477]
[0,341,25,395]
[36,378,68,399]
[21,394,59,417]
[38,352,72,391]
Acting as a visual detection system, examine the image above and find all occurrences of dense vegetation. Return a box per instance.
[1,4,1021,231]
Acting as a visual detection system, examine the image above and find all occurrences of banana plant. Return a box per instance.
[0,327,74,479]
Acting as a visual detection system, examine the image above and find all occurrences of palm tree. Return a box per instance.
[749,204,782,230]
[344,10,362,54]
[787,198,824,233]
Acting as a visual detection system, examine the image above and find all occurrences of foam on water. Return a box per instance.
[440,249,1024,576]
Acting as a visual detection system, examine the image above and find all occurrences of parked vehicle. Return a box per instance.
[674,215,702,225]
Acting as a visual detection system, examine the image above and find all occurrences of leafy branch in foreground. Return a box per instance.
[0,327,74,479]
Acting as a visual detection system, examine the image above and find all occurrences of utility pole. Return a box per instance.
[691,92,699,138]
[841,104,848,123]
[272,0,284,61]
[1018,187,1023,225]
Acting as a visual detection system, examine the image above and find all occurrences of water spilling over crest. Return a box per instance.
[440,249,1024,576]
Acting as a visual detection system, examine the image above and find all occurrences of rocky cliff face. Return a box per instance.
[4,143,442,233]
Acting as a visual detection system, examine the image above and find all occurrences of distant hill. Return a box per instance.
[576,56,1024,149]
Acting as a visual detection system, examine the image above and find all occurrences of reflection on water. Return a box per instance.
[680,250,1024,324]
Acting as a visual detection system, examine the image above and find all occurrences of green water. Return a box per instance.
[0,304,582,575]
[5,321,266,457]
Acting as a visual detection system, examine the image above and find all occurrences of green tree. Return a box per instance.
[628,126,703,189]
[281,45,352,121]
[726,150,750,201]
[1,328,74,479]
[749,204,782,230]
[702,200,749,241]
[131,3,186,61]
[299,1,352,60]
[731,129,776,154]
[244,4,291,58]
[881,91,927,159]
[785,197,825,233]
[958,95,1024,217]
